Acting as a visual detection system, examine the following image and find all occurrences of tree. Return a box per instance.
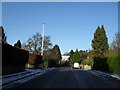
[44,36,53,50]
[52,44,62,62]
[70,49,82,66]
[22,32,52,54]
[14,40,21,48]
[110,32,120,50]
[79,50,88,59]
[91,25,109,58]
[43,44,62,67]
[106,32,120,56]
[0,26,7,42]
[69,50,74,60]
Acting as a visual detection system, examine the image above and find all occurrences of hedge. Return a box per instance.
[28,53,42,64]
[2,43,29,75]
[2,43,29,66]
[27,53,43,69]
[92,57,109,72]
[107,56,120,74]
[92,56,120,75]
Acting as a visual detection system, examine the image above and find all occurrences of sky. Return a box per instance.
[2,2,118,54]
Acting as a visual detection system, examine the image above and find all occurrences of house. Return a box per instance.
[60,55,70,65]
[61,55,70,62]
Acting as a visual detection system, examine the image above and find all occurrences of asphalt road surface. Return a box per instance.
[4,67,120,89]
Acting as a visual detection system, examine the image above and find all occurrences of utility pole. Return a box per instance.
[41,23,45,56]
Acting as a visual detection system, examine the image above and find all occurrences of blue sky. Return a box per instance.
[2,2,118,54]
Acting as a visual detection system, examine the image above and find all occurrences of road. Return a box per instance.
[4,67,120,89]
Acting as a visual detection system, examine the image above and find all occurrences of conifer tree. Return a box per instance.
[69,50,74,60]
[52,44,62,61]
[0,26,7,42]
[92,25,109,58]
[14,40,21,48]
[70,49,82,66]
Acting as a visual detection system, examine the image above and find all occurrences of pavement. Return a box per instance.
[1,68,55,89]
[2,67,120,89]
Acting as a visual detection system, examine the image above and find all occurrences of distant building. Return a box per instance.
[61,55,70,62]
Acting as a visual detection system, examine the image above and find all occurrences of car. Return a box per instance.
[73,62,80,69]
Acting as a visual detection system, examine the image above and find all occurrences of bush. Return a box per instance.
[82,60,93,67]
[92,56,120,75]
[44,61,49,68]
[27,53,43,69]
[49,60,58,67]
[60,61,69,66]
[70,59,74,67]
[107,56,120,74]
[43,59,58,67]
[92,57,110,72]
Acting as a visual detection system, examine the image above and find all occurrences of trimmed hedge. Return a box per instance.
[2,43,29,75]
[27,53,43,69]
[2,43,29,66]
[28,53,42,65]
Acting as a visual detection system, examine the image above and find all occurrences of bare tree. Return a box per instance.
[110,32,120,50]
[22,32,52,54]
